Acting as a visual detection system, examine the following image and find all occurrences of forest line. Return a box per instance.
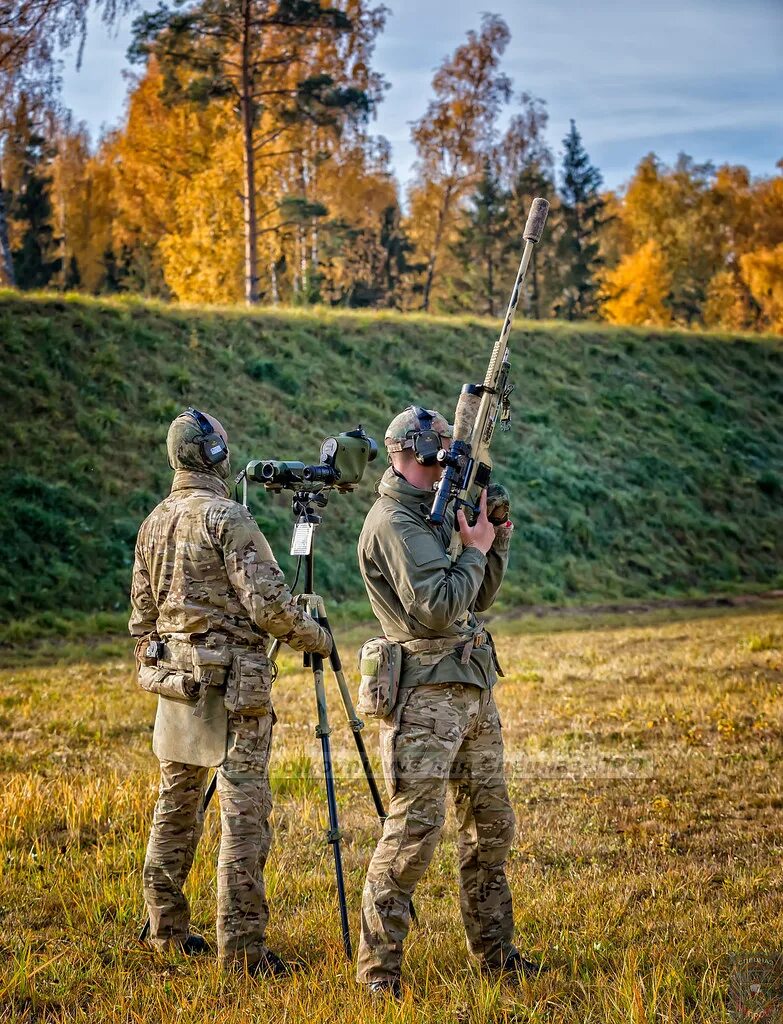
[1,3,782,330]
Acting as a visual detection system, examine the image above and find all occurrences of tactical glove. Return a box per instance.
[486,482,511,525]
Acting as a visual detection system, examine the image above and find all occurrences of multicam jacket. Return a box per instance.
[129,469,328,653]
[358,467,511,689]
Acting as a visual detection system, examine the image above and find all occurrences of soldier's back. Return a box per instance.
[139,480,260,643]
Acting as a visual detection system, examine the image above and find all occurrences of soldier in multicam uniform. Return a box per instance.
[355,405,541,998]
[129,408,331,976]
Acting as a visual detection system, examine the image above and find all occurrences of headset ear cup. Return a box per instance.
[199,431,229,466]
[413,429,442,466]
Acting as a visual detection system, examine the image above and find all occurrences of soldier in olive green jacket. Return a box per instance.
[356,406,540,998]
[130,409,331,977]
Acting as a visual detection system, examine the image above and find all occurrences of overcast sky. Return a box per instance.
[61,0,783,193]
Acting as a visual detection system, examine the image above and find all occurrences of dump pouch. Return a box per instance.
[224,650,274,717]
[153,688,229,767]
[356,637,403,719]
[137,664,199,701]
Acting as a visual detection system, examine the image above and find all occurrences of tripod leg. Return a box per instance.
[138,770,219,943]
[315,597,418,927]
[309,633,353,961]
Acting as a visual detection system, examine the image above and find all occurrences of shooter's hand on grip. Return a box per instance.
[457,489,495,555]
[486,482,511,525]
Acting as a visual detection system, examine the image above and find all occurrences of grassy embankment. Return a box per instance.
[1,606,781,1022]
[1,290,782,639]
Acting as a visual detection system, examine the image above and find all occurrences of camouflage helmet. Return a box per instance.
[385,405,453,455]
[166,409,230,480]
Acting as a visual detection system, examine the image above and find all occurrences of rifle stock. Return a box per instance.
[429,198,550,551]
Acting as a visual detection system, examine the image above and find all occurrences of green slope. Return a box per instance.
[1,291,782,623]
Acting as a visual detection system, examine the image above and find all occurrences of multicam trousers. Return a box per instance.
[356,682,517,984]
[143,712,274,967]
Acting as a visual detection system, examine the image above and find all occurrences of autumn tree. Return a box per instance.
[407,13,512,312]
[599,239,672,326]
[497,93,554,317]
[553,119,605,320]
[741,244,783,332]
[131,0,386,305]
[602,153,783,329]
[0,0,134,285]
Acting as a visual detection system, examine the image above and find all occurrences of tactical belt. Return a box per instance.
[156,637,234,716]
[400,628,488,667]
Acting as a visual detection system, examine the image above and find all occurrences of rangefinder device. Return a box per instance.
[246,426,378,494]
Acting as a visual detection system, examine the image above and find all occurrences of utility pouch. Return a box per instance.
[224,651,274,717]
[356,637,403,719]
[191,646,232,689]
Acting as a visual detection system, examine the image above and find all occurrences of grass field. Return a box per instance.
[2,605,782,1022]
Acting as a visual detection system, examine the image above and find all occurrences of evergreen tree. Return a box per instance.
[452,160,511,317]
[11,128,61,288]
[554,119,605,319]
[378,203,420,310]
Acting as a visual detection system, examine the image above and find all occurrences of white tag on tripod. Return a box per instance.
[291,521,315,556]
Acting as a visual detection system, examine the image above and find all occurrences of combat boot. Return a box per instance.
[484,950,546,981]
[181,934,211,956]
[247,950,292,978]
[367,977,403,1000]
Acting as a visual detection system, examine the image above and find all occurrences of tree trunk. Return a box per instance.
[421,184,453,312]
[310,219,318,297]
[486,247,494,317]
[298,225,307,299]
[269,255,279,305]
[240,0,259,305]
[531,248,540,319]
[0,171,15,288]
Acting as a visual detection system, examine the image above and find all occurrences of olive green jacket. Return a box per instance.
[358,467,511,688]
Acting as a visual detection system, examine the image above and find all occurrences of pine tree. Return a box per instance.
[452,160,511,317]
[554,119,605,319]
[378,203,420,310]
[497,94,555,318]
[11,128,61,289]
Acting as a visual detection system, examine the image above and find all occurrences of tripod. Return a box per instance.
[283,487,407,960]
[140,486,407,960]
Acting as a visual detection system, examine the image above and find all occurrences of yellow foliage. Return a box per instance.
[703,270,754,331]
[110,62,224,275]
[51,124,114,292]
[740,244,783,332]
[158,132,245,304]
[599,239,672,326]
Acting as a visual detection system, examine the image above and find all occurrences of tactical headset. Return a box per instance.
[387,406,443,466]
[184,407,229,466]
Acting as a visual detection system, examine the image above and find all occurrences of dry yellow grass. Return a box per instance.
[1,606,782,1022]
